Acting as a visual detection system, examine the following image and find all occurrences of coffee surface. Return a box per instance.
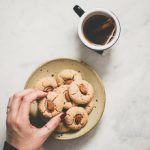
[83,15,115,45]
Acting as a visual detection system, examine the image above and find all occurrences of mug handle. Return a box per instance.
[73,5,104,55]
[73,5,85,17]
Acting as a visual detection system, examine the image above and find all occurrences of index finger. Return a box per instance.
[18,90,47,120]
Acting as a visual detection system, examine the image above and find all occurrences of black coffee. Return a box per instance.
[83,15,116,45]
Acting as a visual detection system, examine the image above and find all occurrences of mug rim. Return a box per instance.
[78,8,121,51]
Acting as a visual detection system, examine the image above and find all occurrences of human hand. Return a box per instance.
[6,89,65,150]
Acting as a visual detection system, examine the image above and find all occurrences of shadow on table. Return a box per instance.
[75,33,113,78]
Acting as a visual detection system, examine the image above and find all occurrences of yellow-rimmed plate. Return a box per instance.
[25,58,106,140]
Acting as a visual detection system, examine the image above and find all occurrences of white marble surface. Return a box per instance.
[0,0,150,149]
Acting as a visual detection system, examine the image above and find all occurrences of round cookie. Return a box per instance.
[38,91,64,119]
[65,106,88,130]
[69,80,94,105]
[54,85,72,110]
[85,100,94,114]
[55,122,70,133]
[34,77,57,92]
[56,69,82,86]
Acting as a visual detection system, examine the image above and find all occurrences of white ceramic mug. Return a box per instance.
[73,5,121,52]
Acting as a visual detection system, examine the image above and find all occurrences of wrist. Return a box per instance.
[3,141,17,150]
[6,140,41,150]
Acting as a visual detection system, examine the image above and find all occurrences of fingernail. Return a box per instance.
[60,112,66,120]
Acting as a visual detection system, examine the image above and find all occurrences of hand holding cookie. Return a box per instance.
[30,69,95,133]
[6,89,65,150]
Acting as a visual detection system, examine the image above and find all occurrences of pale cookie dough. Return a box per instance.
[85,100,94,114]
[55,122,70,133]
[69,80,94,105]
[34,77,57,92]
[38,91,64,118]
[54,85,72,110]
[65,106,88,130]
[56,69,82,86]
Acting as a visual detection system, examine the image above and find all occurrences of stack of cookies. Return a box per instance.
[33,69,94,133]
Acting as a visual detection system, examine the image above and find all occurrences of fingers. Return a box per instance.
[11,89,34,112]
[6,89,38,129]
[18,90,47,120]
[38,112,66,137]
[8,89,34,117]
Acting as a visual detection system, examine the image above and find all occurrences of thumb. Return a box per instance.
[39,112,66,136]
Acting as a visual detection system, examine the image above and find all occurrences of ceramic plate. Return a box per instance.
[24,58,106,140]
